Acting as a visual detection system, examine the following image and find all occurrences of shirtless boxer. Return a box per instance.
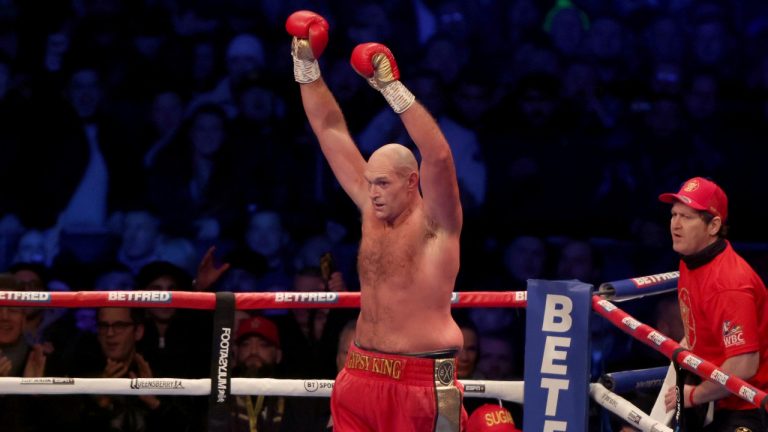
[286,10,466,431]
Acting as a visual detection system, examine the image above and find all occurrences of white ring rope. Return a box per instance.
[1,376,662,432]
[590,383,673,432]
[0,377,524,402]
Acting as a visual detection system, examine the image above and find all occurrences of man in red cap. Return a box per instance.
[229,315,330,431]
[229,316,285,431]
[234,316,282,378]
[659,177,768,431]
[466,403,521,432]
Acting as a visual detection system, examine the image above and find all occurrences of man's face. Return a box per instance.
[190,112,225,157]
[122,211,159,260]
[291,273,329,330]
[364,162,412,222]
[694,21,725,65]
[15,230,46,264]
[97,308,142,362]
[146,276,177,321]
[589,18,622,60]
[505,236,546,282]
[477,337,514,380]
[236,335,281,375]
[240,87,274,122]
[0,307,25,345]
[294,274,324,293]
[69,68,102,119]
[557,241,594,281]
[549,8,584,55]
[457,327,479,379]
[152,91,183,132]
[669,202,717,256]
[246,212,284,258]
[13,270,44,291]
[686,75,717,120]
[227,54,260,82]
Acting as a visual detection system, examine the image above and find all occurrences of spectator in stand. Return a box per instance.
[135,260,210,379]
[643,14,686,65]
[18,65,145,233]
[191,33,266,118]
[140,89,186,169]
[0,274,49,432]
[471,235,546,341]
[473,332,524,427]
[456,315,482,380]
[543,0,590,59]
[0,274,46,378]
[68,261,136,367]
[276,265,353,380]
[241,209,295,295]
[230,315,324,430]
[82,306,191,431]
[229,74,313,213]
[324,319,357,431]
[12,228,58,268]
[554,237,602,284]
[477,332,518,382]
[155,236,199,277]
[116,209,163,274]
[146,103,242,242]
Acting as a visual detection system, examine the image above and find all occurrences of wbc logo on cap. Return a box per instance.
[683,179,700,192]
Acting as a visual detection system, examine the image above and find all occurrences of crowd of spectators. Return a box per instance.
[0,0,768,430]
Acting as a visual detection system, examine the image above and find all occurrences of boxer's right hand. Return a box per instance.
[286,10,328,83]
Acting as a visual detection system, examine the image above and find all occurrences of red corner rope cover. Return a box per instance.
[0,290,527,310]
[592,295,768,411]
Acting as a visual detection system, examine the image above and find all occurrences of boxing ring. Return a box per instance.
[0,272,766,431]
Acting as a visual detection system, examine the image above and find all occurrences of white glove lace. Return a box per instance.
[293,55,320,84]
[380,80,415,114]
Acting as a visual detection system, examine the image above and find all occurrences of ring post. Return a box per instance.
[524,279,592,431]
[207,292,236,431]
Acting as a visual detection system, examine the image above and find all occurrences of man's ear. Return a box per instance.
[408,171,419,189]
[134,323,145,342]
[708,216,722,236]
[276,349,283,365]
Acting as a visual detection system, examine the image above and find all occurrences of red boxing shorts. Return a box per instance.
[331,343,468,432]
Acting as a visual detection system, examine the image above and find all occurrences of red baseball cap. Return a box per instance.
[235,316,280,347]
[467,404,521,432]
[659,177,728,221]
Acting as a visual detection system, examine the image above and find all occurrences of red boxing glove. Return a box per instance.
[285,10,329,59]
[350,42,400,83]
[350,43,414,113]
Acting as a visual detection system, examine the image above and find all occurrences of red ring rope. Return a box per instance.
[592,294,768,411]
[0,290,527,309]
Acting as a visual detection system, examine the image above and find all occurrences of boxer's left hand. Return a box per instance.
[351,43,414,113]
